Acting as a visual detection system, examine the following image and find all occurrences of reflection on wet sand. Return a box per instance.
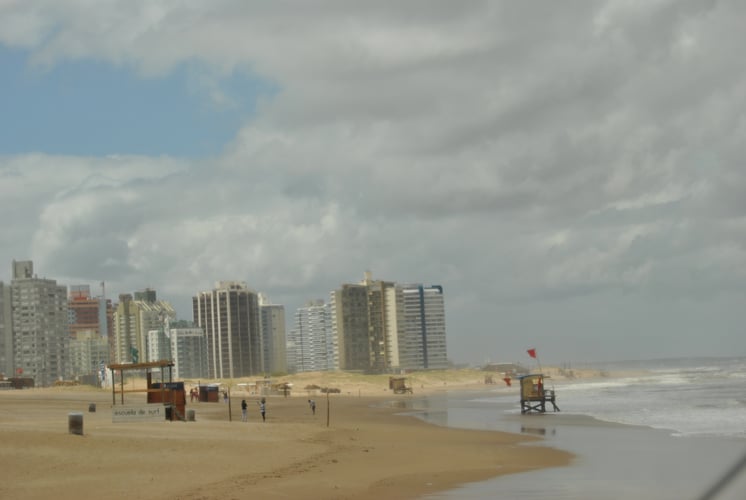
[521,425,557,437]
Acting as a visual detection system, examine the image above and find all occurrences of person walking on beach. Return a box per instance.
[308,399,316,415]
[241,399,248,422]
[257,398,266,422]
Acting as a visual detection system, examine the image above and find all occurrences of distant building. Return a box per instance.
[9,260,69,386]
[145,319,207,380]
[134,288,157,303]
[0,282,12,378]
[68,284,113,340]
[132,289,176,363]
[69,331,109,380]
[395,284,448,370]
[259,294,287,374]
[329,272,448,373]
[193,281,262,379]
[147,327,171,363]
[331,272,396,372]
[111,294,139,364]
[168,322,208,379]
[287,300,335,373]
[67,284,112,382]
[111,291,175,364]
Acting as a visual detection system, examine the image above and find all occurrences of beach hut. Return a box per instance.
[198,384,221,402]
[108,360,187,421]
[519,374,560,414]
[149,381,186,420]
[389,377,413,394]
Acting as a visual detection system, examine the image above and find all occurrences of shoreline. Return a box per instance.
[398,374,746,500]
[0,385,573,500]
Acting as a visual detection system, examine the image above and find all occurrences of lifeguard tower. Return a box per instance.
[519,373,560,414]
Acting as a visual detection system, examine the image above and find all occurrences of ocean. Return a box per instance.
[401,357,746,500]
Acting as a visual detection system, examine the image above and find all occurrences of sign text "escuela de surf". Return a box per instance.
[112,405,164,423]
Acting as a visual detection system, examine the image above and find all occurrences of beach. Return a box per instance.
[0,376,571,500]
[4,361,744,500]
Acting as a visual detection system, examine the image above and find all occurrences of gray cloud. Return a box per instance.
[1,1,745,363]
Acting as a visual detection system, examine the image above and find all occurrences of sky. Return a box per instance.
[1,0,745,366]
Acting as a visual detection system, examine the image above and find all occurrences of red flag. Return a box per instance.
[527,348,537,359]
[503,377,512,387]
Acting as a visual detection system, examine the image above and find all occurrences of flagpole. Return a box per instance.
[527,348,541,372]
[527,347,551,386]
[529,348,555,391]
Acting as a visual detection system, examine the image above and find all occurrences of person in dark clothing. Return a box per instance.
[241,399,248,422]
[258,398,266,422]
[308,399,316,415]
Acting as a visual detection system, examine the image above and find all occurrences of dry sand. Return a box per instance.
[0,370,575,500]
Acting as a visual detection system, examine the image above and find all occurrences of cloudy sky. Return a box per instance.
[1,1,744,365]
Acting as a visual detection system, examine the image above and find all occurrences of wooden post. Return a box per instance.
[326,390,330,428]
[227,390,232,422]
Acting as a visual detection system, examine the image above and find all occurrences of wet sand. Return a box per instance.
[429,414,746,500]
[406,391,746,500]
[0,386,572,500]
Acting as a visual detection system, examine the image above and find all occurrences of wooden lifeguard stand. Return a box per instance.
[519,373,560,414]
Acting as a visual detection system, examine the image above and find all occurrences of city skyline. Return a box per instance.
[2,2,745,365]
[1,260,448,384]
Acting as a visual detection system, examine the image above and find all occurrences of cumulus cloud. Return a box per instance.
[1,1,745,362]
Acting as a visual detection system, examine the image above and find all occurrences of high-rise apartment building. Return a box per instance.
[69,331,109,380]
[258,294,287,374]
[134,288,157,303]
[147,327,171,362]
[0,282,12,378]
[396,285,448,370]
[168,321,208,379]
[330,273,448,373]
[138,298,176,362]
[193,281,262,379]
[68,284,113,340]
[331,283,368,371]
[10,260,69,386]
[146,319,207,378]
[288,300,335,373]
[112,294,139,364]
[331,272,396,372]
[68,284,112,383]
[111,290,175,364]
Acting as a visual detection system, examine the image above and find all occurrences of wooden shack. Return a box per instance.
[109,360,187,421]
[149,382,187,420]
[6,377,35,389]
[198,384,221,402]
[389,377,413,394]
[519,373,560,414]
